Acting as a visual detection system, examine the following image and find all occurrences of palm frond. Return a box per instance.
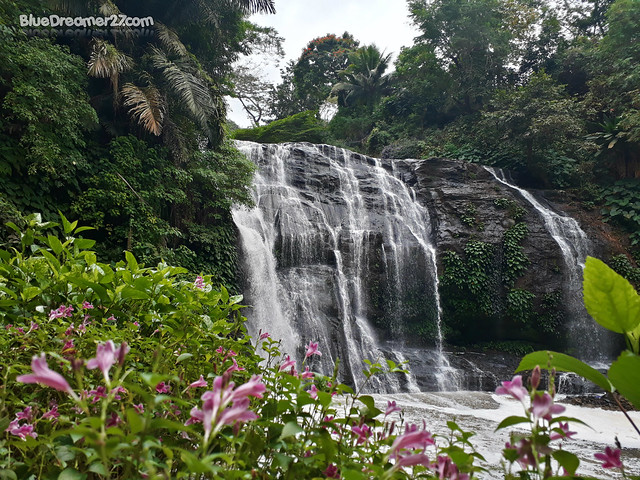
[150,47,219,137]
[88,39,132,79]
[233,0,276,14]
[156,23,189,57]
[122,83,165,136]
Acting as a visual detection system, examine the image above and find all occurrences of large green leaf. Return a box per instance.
[608,351,640,409]
[516,351,612,392]
[583,256,640,334]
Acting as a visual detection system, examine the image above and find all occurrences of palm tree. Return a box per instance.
[331,45,392,110]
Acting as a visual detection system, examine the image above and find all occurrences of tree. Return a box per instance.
[477,71,587,186]
[287,32,360,113]
[407,0,532,115]
[331,45,392,111]
[232,25,284,126]
[584,0,640,178]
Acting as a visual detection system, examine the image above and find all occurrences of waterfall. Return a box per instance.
[232,141,457,392]
[483,167,610,360]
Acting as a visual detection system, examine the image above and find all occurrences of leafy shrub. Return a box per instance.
[231,111,328,144]
[0,217,633,479]
[600,179,640,246]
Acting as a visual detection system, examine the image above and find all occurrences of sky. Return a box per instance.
[228,1,420,127]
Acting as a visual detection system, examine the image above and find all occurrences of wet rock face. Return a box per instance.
[235,142,616,390]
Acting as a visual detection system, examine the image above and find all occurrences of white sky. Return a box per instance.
[228,1,420,127]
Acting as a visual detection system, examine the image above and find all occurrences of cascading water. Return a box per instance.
[232,141,457,392]
[483,167,610,360]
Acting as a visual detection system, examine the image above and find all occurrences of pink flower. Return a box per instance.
[106,412,122,428]
[42,405,59,420]
[300,366,314,380]
[89,386,108,403]
[259,331,270,340]
[49,304,74,320]
[385,400,401,417]
[188,375,208,389]
[86,341,128,380]
[17,353,74,396]
[309,384,318,400]
[5,420,37,441]
[111,386,127,400]
[225,358,245,375]
[594,447,623,469]
[305,341,322,358]
[352,424,372,444]
[496,375,528,402]
[323,464,339,478]
[133,403,145,414]
[15,407,33,422]
[156,382,170,394]
[390,425,434,456]
[395,453,431,469]
[188,375,265,441]
[194,276,205,289]
[107,315,116,322]
[530,392,565,422]
[430,456,469,480]
[550,422,576,441]
[279,355,296,372]
[82,301,94,309]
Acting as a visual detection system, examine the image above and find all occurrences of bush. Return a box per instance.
[231,111,329,144]
[0,216,633,479]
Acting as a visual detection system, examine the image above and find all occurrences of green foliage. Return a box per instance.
[0,36,98,182]
[290,33,359,112]
[506,289,536,323]
[477,71,587,187]
[600,180,640,245]
[519,256,640,413]
[583,256,640,350]
[503,222,530,286]
[232,110,329,144]
[71,137,254,285]
[609,254,640,290]
[473,340,535,357]
[493,198,526,221]
[0,219,491,479]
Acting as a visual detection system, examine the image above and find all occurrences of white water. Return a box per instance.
[232,141,456,391]
[375,391,640,479]
[483,167,610,360]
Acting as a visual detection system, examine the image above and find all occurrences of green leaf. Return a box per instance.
[48,235,64,255]
[517,351,612,392]
[87,464,107,476]
[494,416,530,431]
[126,408,145,435]
[121,286,150,300]
[73,238,95,250]
[176,353,193,363]
[608,351,640,409]
[583,256,640,334]
[58,468,86,480]
[0,471,17,480]
[125,251,139,273]
[278,421,303,440]
[552,450,580,475]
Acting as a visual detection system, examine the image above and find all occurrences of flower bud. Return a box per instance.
[530,365,541,390]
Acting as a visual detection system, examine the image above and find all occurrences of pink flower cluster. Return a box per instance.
[49,304,74,320]
[186,375,265,441]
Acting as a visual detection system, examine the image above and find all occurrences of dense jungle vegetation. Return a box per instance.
[0,0,278,287]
